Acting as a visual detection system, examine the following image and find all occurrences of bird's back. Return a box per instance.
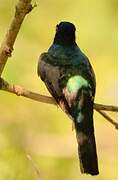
[47,44,96,95]
[38,44,96,118]
[38,21,99,175]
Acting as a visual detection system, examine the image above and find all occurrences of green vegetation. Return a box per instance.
[0,0,118,179]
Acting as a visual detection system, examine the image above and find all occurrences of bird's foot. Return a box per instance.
[13,85,23,96]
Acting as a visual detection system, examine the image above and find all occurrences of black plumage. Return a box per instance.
[37,21,99,175]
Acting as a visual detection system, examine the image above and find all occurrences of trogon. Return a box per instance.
[37,21,99,175]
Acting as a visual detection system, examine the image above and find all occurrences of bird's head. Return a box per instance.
[54,21,77,46]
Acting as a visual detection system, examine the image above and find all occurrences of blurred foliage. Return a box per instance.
[0,0,118,180]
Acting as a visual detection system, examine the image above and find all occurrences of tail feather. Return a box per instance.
[76,131,99,175]
[74,87,99,175]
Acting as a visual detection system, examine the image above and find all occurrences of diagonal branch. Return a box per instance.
[0,0,35,76]
[94,103,118,112]
[26,154,40,179]
[95,109,118,129]
[0,77,118,129]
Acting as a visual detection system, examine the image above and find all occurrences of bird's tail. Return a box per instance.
[74,87,99,175]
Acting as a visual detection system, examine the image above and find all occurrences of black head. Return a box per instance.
[54,21,76,46]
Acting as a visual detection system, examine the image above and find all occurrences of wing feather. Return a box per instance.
[37,52,95,117]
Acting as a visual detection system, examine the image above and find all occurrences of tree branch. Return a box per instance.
[0,77,118,129]
[0,0,35,76]
[95,109,118,129]
[0,0,118,131]
[1,78,118,111]
[0,78,56,105]
[94,103,118,112]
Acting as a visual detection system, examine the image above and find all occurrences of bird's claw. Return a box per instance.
[13,85,23,96]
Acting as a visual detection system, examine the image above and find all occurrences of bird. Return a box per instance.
[37,21,99,175]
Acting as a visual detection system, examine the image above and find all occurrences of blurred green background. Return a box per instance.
[0,0,118,179]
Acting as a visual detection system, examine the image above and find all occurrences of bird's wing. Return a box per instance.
[37,52,71,114]
[38,53,62,97]
[38,52,95,116]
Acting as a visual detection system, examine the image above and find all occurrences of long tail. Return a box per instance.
[74,87,99,175]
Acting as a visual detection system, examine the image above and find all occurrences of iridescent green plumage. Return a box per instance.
[67,75,90,93]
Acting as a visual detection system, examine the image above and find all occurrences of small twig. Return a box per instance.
[26,154,40,179]
[94,103,118,112]
[96,109,118,129]
[32,2,38,9]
